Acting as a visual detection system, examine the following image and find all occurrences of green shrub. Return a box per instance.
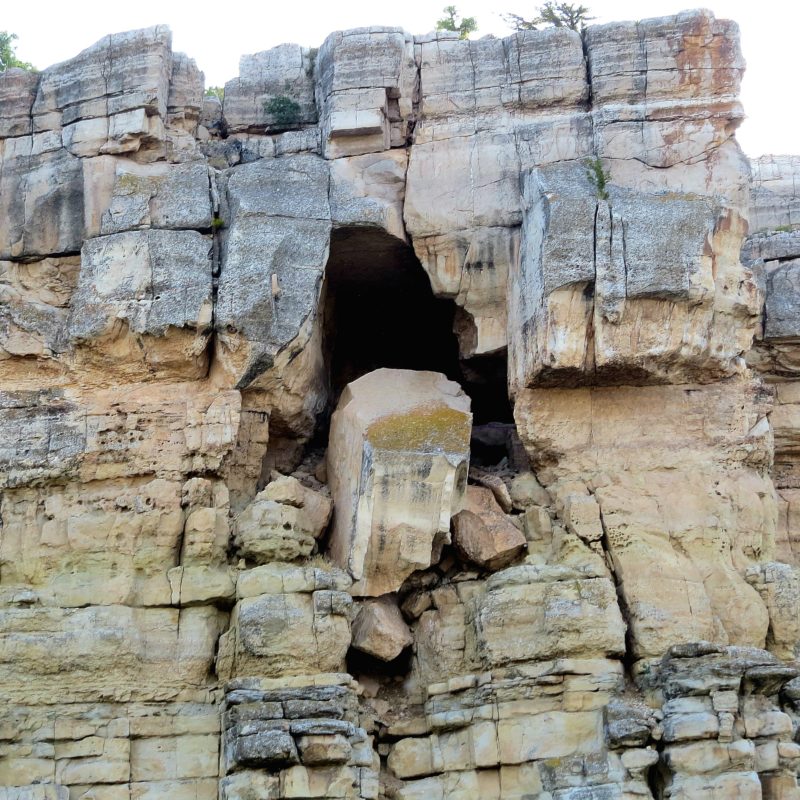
[503,3,595,33]
[264,95,302,129]
[435,6,478,39]
[585,156,610,200]
[0,31,35,72]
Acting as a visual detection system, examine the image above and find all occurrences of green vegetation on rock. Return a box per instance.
[503,3,595,33]
[264,94,302,129]
[0,31,35,72]
[435,6,478,39]
[585,156,611,200]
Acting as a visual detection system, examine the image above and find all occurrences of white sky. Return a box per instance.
[5,0,797,156]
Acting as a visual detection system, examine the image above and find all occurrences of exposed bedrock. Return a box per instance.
[2,9,800,800]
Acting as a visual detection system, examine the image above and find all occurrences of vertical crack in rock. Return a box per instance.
[597,497,634,672]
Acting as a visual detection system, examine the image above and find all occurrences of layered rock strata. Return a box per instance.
[1,11,800,800]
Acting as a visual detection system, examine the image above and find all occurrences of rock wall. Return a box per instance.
[1,11,800,800]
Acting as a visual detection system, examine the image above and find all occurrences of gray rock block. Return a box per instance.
[0,144,84,259]
[742,231,800,264]
[224,724,299,772]
[99,161,213,235]
[607,187,716,301]
[509,161,755,389]
[763,260,800,340]
[32,26,172,130]
[224,44,317,133]
[68,230,212,341]
[317,27,415,157]
[223,703,284,730]
[317,27,410,100]
[215,155,331,385]
[0,68,38,138]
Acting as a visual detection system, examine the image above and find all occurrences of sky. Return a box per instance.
[5,0,797,156]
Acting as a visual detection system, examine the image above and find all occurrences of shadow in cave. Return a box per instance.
[322,227,461,399]
[320,226,514,436]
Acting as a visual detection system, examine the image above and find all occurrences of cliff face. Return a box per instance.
[1,11,800,800]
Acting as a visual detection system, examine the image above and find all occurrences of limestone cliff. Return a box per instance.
[1,11,800,800]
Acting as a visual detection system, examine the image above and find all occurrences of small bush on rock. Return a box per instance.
[264,95,302,130]
[585,156,611,200]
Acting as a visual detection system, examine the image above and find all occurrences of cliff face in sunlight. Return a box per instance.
[2,11,800,799]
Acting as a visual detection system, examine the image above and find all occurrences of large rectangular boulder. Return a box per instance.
[223,44,317,134]
[215,154,331,387]
[327,369,471,596]
[508,162,759,390]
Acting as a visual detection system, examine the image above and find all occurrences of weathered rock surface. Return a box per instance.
[508,160,757,391]
[233,474,332,563]
[351,596,413,661]
[515,378,776,660]
[68,229,213,376]
[1,10,799,800]
[216,580,352,681]
[452,486,526,570]
[745,155,800,385]
[749,155,800,234]
[742,155,800,697]
[0,144,84,260]
[327,368,471,596]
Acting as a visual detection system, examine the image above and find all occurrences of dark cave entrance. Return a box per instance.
[319,226,515,461]
[321,227,461,400]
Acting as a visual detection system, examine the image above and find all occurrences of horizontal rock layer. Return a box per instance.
[1,10,800,800]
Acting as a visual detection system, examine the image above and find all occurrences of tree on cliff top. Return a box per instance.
[504,3,595,33]
[436,6,478,39]
[0,32,35,71]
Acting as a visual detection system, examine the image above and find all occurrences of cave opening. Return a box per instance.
[319,226,514,442]
[321,227,461,401]
[315,229,528,721]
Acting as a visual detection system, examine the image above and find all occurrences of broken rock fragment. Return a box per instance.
[327,368,472,596]
[233,474,332,563]
[452,485,527,571]
[351,596,413,662]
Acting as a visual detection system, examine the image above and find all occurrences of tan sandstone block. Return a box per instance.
[328,369,471,596]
